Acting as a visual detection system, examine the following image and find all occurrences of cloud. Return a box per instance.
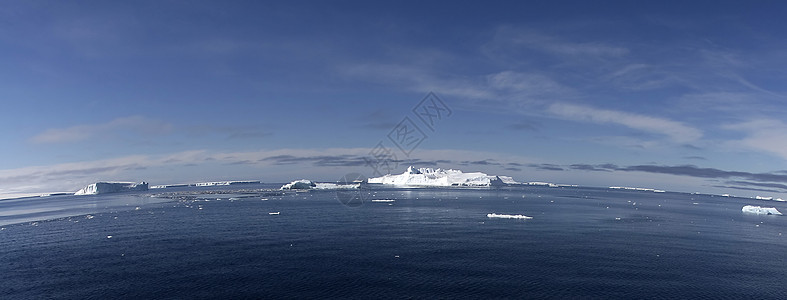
[528,163,564,171]
[723,119,787,161]
[683,156,706,160]
[548,103,702,143]
[570,164,612,172]
[489,27,629,58]
[29,116,172,144]
[570,163,787,184]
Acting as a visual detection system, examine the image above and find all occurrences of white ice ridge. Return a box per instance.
[741,205,782,215]
[487,213,533,220]
[367,166,515,187]
[609,186,666,193]
[280,180,359,190]
[74,182,149,195]
[371,199,396,202]
[281,179,316,190]
[194,180,260,187]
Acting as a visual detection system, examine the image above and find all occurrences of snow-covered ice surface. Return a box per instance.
[74,182,149,195]
[487,213,533,220]
[314,183,360,190]
[367,166,513,187]
[280,180,359,190]
[741,205,782,215]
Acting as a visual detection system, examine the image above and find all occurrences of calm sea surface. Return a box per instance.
[1,184,785,299]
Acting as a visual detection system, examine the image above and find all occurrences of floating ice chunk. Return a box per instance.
[755,196,773,200]
[742,205,782,215]
[268,212,280,215]
[487,213,533,220]
[371,199,395,202]
[281,180,316,190]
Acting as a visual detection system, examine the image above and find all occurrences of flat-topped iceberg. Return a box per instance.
[74,182,149,195]
[741,205,782,215]
[487,213,533,220]
[367,166,514,187]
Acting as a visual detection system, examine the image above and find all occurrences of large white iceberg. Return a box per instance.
[741,205,782,215]
[74,182,149,195]
[367,166,514,187]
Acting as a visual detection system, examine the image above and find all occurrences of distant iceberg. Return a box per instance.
[194,180,260,187]
[280,180,359,190]
[74,182,149,195]
[367,166,514,187]
[609,186,665,193]
[487,213,533,220]
[741,205,782,215]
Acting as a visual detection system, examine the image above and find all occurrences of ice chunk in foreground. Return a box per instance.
[74,182,149,195]
[367,166,514,187]
[741,205,782,215]
[280,180,317,190]
[487,213,533,220]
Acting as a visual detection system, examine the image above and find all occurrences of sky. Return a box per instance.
[2,0,787,198]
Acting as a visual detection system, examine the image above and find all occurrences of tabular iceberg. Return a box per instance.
[741,205,782,215]
[280,179,359,190]
[367,166,514,187]
[74,182,149,195]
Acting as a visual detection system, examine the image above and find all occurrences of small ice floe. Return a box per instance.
[487,213,533,220]
[269,212,280,215]
[742,205,782,215]
[107,235,113,239]
[371,199,396,203]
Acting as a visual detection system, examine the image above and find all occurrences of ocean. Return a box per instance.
[1,184,785,299]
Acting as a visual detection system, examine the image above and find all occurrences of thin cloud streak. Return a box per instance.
[548,103,702,143]
[30,116,172,144]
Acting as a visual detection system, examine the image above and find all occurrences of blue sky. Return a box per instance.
[2,0,787,198]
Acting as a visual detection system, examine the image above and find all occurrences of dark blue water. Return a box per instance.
[1,185,785,299]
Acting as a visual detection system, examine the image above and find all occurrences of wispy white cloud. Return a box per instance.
[723,119,787,160]
[548,103,703,143]
[488,27,630,58]
[29,116,173,144]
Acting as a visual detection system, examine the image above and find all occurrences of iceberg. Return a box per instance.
[280,180,360,190]
[281,180,316,190]
[367,166,514,187]
[487,213,533,220]
[194,180,260,187]
[741,205,782,215]
[74,182,149,195]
